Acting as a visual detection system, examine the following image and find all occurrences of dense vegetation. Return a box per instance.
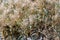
[0,0,60,40]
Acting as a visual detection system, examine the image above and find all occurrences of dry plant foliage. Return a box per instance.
[0,0,60,40]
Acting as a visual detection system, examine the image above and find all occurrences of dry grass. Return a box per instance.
[0,0,60,40]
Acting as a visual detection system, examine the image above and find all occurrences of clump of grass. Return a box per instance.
[0,0,59,40]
